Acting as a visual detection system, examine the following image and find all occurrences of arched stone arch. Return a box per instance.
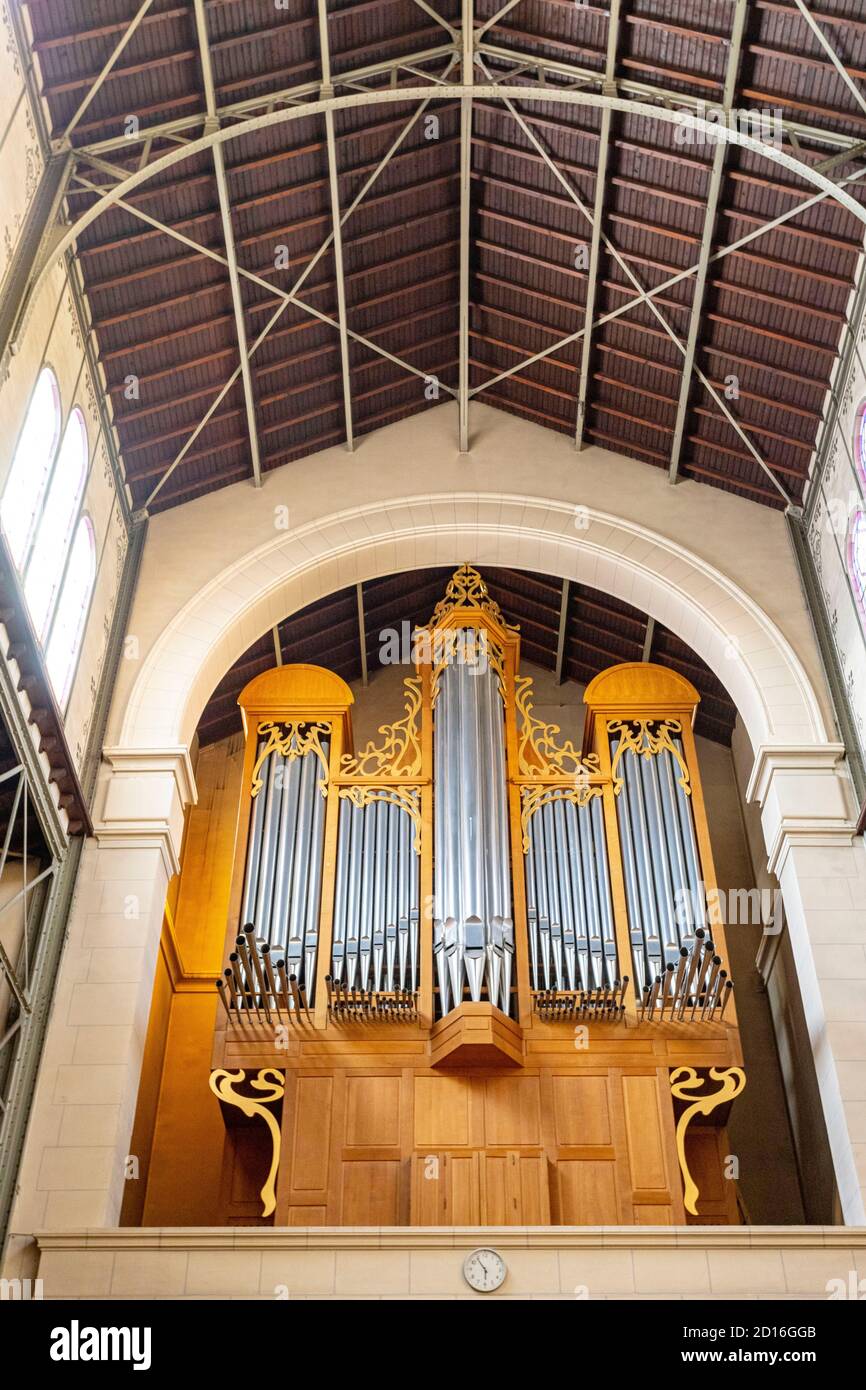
[118,492,830,757]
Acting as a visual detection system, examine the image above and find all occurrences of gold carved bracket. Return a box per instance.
[340,676,422,778]
[338,785,422,853]
[516,675,601,781]
[608,718,690,797]
[209,1068,284,1217]
[251,721,330,798]
[670,1066,746,1216]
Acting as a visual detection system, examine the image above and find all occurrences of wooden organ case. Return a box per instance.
[209,566,745,1227]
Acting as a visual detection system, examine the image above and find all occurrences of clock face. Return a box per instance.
[463,1248,506,1293]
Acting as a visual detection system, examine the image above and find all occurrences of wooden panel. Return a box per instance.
[484,1076,541,1146]
[516,1153,550,1224]
[685,1128,740,1224]
[481,1153,512,1224]
[557,1161,618,1224]
[345,1075,401,1147]
[341,1161,401,1223]
[291,1077,332,1191]
[622,1074,668,1191]
[287,1205,326,1225]
[414,1075,470,1147]
[552,1074,611,1147]
[448,1153,480,1224]
[411,1153,444,1225]
[634,1204,674,1225]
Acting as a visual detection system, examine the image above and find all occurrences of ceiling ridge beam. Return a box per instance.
[193,0,262,486]
[669,0,751,483]
[575,0,621,449]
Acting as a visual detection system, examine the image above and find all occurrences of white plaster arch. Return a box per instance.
[119,492,831,757]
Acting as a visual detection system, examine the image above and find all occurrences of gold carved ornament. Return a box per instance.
[209,1068,285,1217]
[515,676,600,781]
[670,1066,746,1216]
[338,785,423,853]
[339,676,422,779]
[428,562,518,629]
[251,721,330,798]
[608,718,691,797]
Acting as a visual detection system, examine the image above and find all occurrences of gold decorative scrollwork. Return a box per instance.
[515,675,601,780]
[428,562,518,629]
[608,718,690,797]
[209,1068,285,1217]
[670,1066,746,1216]
[338,785,422,853]
[251,721,330,798]
[340,677,422,779]
[520,783,603,852]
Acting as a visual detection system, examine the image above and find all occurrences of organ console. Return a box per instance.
[208,565,745,1226]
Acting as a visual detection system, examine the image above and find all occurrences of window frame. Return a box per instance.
[849,507,866,633]
[1,362,98,708]
[1,363,63,568]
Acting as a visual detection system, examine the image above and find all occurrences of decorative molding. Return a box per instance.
[670,1066,747,1217]
[101,744,198,808]
[519,783,601,853]
[209,1069,284,1217]
[36,1224,866,1252]
[339,676,422,779]
[428,561,517,630]
[251,720,330,797]
[337,785,422,852]
[515,674,600,780]
[745,742,848,806]
[608,719,690,797]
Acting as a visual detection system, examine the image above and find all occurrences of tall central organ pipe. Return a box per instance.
[433,628,514,1016]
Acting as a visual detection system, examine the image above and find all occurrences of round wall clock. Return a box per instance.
[462,1248,507,1293]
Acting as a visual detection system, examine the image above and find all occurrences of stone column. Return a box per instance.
[2,749,195,1278]
[748,744,866,1225]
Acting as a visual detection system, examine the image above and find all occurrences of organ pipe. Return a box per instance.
[433,628,514,1017]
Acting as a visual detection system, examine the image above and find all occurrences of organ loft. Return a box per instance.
[130,565,748,1228]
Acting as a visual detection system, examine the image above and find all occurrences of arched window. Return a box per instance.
[24,406,89,638]
[1,366,62,566]
[1,370,95,707]
[44,517,96,706]
[851,508,866,629]
[856,402,866,488]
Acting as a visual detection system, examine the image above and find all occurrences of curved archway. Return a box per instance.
[118,492,831,760]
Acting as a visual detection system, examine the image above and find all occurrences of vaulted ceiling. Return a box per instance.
[195,565,738,747]
[25,0,866,514]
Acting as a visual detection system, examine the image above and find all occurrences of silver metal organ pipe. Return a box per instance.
[622,749,663,986]
[525,819,540,991]
[302,740,328,999]
[331,798,352,984]
[253,748,284,937]
[590,797,617,989]
[552,800,575,989]
[345,802,364,989]
[564,802,589,989]
[656,750,692,936]
[408,805,419,993]
[433,628,513,1016]
[240,740,268,926]
[638,754,678,964]
[269,751,301,951]
[385,802,398,991]
[285,748,316,987]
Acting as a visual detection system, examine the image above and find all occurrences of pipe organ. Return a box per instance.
[208,566,745,1227]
